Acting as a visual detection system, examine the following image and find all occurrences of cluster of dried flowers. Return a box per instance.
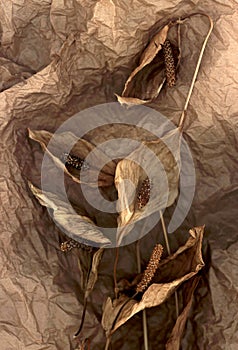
[28,13,213,350]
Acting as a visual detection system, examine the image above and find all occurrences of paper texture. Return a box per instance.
[0,0,238,349]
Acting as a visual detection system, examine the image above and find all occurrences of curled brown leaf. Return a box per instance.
[166,276,201,350]
[29,182,111,246]
[85,248,104,298]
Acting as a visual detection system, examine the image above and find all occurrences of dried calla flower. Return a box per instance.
[162,39,176,87]
[28,128,116,187]
[115,127,181,245]
[136,244,163,293]
[116,21,181,104]
[102,227,205,336]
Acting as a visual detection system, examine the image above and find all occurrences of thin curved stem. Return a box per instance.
[136,240,149,350]
[179,14,214,128]
[113,247,119,299]
[104,336,111,350]
[74,297,88,338]
[160,211,179,318]
[74,251,93,338]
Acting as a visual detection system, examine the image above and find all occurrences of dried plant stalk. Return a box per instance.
[162,40,176,87]
[160,210,179,318]
[178,13,213,128]
[76,337,90,350]
[136,244,163,293]
[136,240,149,350]
[113,247,120,299]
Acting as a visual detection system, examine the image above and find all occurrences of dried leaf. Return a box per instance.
[74,249,104,339]
[102,294,129,335]
[115,128,181,245]
[102,226,204,335]
[78,253,89,291]
[115,94,148,106]
[29,182,111,246]
[166,276,200,350]
[85,248,104,298]
[28,129,116,187]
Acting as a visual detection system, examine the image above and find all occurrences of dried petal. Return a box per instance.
[29,183,111,246]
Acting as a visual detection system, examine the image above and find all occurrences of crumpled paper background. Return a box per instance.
[0,0,238,349]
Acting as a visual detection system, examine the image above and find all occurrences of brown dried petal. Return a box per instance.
[166,276,201,350]
[29,183,111,246]
[85,248,104,298]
